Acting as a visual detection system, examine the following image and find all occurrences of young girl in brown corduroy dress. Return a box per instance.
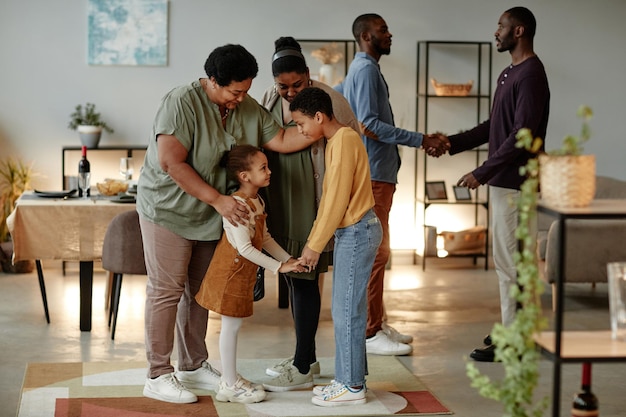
[195,145,304,404]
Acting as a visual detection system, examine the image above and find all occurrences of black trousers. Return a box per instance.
[283,272,321,374]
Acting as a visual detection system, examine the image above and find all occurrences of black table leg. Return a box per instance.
[35,260,50,323]
[79,261,94,331]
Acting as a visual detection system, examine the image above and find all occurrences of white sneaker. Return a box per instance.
[263,364,314,392]
[312,379,336,396]
[366,330,412,355]
[265,356,320,377]
[382,322,414,343]
[311,380,366,407]
[175,360,222,390]
[143,373,198,403]
[215,376,267,404]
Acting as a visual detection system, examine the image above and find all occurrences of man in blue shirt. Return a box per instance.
[336,13,449,356]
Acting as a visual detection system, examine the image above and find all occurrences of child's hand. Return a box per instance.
[278,258,307,273]
[299,246,321,273]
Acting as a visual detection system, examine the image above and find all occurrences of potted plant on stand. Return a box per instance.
[0,158,36,273]
[539,105,594,208]
[68,102,114,149]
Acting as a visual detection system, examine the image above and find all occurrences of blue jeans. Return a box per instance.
[331,209,382,386]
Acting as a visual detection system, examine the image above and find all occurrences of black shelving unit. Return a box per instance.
[415,41,492,270]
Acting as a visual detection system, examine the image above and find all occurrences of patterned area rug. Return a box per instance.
[18,356,452,417]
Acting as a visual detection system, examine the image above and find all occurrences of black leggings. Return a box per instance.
[283,272,321,375]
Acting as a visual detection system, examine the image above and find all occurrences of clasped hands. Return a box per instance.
[421,133,480,189]
[422,133,451,157]
[278,246,320,274]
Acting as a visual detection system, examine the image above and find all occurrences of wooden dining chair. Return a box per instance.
[101,210,146,340]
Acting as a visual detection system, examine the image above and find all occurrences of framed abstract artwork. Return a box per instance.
[88,0,168,66]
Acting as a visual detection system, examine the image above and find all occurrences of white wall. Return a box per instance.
[1,0,625,250]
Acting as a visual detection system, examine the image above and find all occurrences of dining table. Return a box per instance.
[6,190,137,331]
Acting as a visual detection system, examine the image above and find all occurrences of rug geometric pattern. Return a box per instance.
[19,356,452,417]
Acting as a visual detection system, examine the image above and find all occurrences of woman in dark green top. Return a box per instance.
[259,37,359,392]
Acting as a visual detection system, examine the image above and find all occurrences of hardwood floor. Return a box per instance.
[1,257,623,416]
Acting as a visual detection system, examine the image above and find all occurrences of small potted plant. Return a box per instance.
[68,103,114,149]
[539,105,594,208]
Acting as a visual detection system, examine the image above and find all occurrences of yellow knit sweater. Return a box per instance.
[306,127,375,252]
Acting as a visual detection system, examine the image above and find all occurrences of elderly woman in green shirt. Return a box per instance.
[137,44,314,405]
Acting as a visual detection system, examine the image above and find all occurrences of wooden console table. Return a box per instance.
[535,199,626,417]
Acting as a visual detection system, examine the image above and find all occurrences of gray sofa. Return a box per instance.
[537,175,626,308]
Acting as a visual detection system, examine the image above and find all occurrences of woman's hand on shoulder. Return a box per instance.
[214,195,249,226]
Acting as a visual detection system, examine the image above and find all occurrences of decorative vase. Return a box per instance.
[77,125,103,149]
[539,154,596,208]
[319,64,336,86]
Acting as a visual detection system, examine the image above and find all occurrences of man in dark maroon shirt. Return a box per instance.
[442,6,550,362]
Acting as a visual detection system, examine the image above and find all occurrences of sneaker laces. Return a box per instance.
[235,377,257,391]
[322,381,365,398]
[276,365,297,383]
[273,357,293,371]
[165,374,188,392]
[200,361,222,377]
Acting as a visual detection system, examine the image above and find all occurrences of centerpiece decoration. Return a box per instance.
[311,42,343,86]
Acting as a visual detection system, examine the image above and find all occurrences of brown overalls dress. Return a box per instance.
[195,193,266,318]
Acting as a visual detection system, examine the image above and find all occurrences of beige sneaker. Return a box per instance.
[263,364,314,392]
[175,360,222,391]
[215,377,266,404]
[266,357,320,377]
[143,373,198,403]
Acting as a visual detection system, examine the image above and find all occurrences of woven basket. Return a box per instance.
[430,78,473,96]
[539,154,596,208]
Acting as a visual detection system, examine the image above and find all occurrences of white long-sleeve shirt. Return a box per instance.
[222,195,291,273]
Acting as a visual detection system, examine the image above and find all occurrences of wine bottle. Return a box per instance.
[571,362,599,417]
[78,146,91,197]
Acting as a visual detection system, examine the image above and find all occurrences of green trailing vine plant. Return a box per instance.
[549,105,593,156]
[465,128,548,417]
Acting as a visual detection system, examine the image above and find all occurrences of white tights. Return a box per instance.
[220,315,242,386]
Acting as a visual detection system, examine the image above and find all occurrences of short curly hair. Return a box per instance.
[289,87,334,119]
[204,44,258,87]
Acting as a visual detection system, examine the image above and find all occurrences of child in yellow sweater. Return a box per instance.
[289,87,382,407]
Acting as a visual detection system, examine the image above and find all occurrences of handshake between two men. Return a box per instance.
[422,132,450,158]
[421,132,481,190]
